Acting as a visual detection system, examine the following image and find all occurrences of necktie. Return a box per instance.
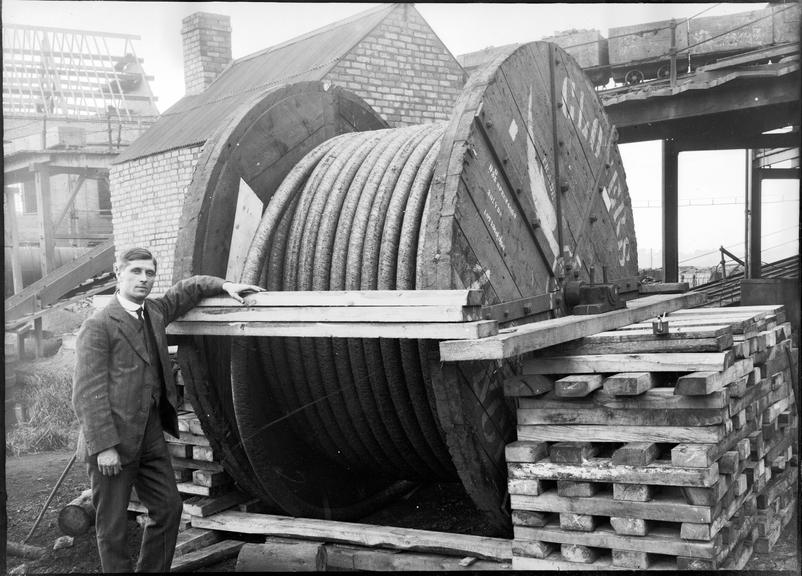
[137,307,150,356]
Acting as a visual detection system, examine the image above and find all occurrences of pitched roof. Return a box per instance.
[115,4,397,164]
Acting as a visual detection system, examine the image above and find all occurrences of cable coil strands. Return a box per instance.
[173,42,639,534]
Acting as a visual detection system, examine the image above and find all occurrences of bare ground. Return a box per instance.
[4,448,800,573]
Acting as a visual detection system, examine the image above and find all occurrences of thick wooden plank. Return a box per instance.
[439,293,706,361]
[174,528,222,557]
[512,552,676,571]
[612,443,659,466]
[191,511,513,561]
[166,431,211,446]
[516,406,726,426]
[170,540,244,572]
[554,374,603,397]
[638,282,689,294]
[554,334,732,354]
[505,441,548,463]
[519,387,729,410]
[176,482,221,497]
[182,492,251,518]
[511,489,713,523]
[168,319,498,340]
[549,442,597,464]
[603,373,656,396]
[675,359,754,396]
[507,458,718,487]
[178,304,481,323]
[195,289,483,308]
[671,444,719,468]
[514,522,719,558]
[502,374,553,397]
[523,351,734,374]
[517,423,726,443]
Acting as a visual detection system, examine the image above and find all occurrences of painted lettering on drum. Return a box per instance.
[560,75,607,159]
[601,168,633,266]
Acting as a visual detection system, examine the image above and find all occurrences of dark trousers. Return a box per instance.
[88,402,182,573]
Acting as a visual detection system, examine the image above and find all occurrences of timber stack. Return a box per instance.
[504,304,798,570]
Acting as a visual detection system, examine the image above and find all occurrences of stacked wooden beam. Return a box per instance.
[504,305,797,570]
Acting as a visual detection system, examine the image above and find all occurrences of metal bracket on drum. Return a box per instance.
[563,280,626,315]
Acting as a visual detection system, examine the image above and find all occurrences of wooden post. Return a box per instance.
[33,163,55,277]
[744,149,751,278]
[4,186,24,293]
[749,159,763,279]
[662,139,679,282]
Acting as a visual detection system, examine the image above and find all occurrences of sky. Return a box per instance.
[3,1,799,270]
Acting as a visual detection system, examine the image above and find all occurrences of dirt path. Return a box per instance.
[5,449,799,572]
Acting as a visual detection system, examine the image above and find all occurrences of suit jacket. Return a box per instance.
[73,275,225,464]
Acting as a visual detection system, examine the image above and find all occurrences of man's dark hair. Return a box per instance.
[117,247,157,271]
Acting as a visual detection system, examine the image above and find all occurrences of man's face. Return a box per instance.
[116,259,156,303]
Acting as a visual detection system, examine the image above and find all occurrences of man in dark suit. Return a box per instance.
[72,247,263,572]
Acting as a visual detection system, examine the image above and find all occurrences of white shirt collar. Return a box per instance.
[116,293,144,318]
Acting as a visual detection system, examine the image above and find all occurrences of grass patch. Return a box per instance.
[6,348,79,456]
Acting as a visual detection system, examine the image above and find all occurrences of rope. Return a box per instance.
[231,122,458,482]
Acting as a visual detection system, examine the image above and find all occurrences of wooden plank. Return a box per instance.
[176,482,222,497]
[603,373,656,396]
[170,540,244,572]
[523,351,734,374]
[512,552,676,570]
[638,282,689,294]
[195,289,483,307]
[182,492,251,518]
[439,293,706,361]
[612,443,659,466]
[519,387,729,410]
[191,511,513,561]
[169,457,225,473]
[591,324,732,339]
[675,359,754,396]
[511,489,712,523]
[192,469,231,488]
[168,319,498,340]
[671,444,719,468]
[502,374,553,397]
[517,423,726,443]
[505,441,548,463]
[506,458,719,487]
[516,406,726,427]
[174,528,222,557]
[553,334,732,355]
[166,431,211,446]
[549,442,598,464]
[178,304,482,323]
[514,522,719,558]
[554,374,603,397]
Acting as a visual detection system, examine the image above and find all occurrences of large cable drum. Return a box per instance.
[173,43,638,534]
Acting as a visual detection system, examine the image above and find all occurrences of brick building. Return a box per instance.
[111,3,467,291]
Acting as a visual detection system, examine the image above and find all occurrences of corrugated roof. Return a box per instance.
[115,4,397,164]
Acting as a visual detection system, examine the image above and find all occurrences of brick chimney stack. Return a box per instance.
[181,12,232,95]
